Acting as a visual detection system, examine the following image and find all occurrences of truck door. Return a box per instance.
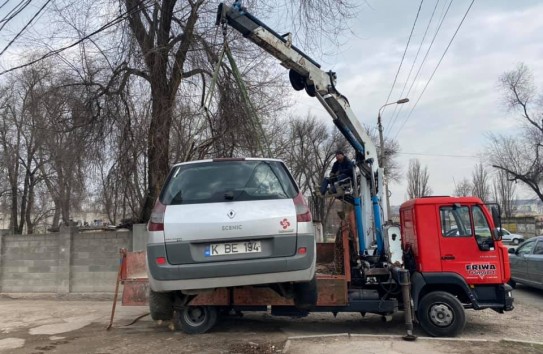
[438,205,502,284]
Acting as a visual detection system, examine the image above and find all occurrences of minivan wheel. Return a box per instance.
[149,290,174,321]
[174,306,218,334]
[293,277,318,310]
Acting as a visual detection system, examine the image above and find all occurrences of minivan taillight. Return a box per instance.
[148,200,166,231]
[293,192,312,222]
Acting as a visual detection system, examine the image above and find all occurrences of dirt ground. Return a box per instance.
[0,286,542,354]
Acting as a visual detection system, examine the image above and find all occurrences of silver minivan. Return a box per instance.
[146,158,316,321]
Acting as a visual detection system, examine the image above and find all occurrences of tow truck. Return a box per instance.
[133,2,514,338]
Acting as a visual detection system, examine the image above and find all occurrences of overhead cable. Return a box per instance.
[0,0,153,76]
[381,0,424,115]
[0,0,32,31]
[392,0,475,142]
[384,0,440,137]
[0,0,51,58]
[387,0,452,139]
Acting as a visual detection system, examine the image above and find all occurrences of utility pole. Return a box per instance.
[377,98,409,221]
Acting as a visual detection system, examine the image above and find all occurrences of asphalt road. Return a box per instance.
[1,288,542,354]
[513,284,543,311]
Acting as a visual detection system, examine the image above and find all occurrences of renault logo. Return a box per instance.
[227,210,236,219]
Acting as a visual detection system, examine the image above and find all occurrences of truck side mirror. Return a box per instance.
[489,204,502,241]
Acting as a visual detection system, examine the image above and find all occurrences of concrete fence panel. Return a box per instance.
[0,225,144,294]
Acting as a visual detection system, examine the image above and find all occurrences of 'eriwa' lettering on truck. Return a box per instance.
[466,264,496,270]
[222,225,242,231]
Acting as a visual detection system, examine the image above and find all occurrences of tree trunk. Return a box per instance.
[141,88,174,222]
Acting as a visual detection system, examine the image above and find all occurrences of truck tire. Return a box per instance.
[149,290,174,321]
[293,277,318,310]
[512,238,520,245]
[174,306,218,334]
[417,291,466,337]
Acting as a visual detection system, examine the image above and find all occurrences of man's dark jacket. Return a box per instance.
[331,158,354,177]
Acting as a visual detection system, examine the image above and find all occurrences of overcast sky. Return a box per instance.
[289,0,543,205]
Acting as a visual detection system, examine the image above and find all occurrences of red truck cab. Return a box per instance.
[400,196,514,336]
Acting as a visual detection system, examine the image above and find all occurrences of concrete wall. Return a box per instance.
[0,226,142,294]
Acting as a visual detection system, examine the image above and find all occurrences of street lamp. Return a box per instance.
[377,98,409,222]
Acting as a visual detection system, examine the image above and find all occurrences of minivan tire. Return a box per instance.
[293,277,318,310]
[174,306,218,334]
[149,290,174,321]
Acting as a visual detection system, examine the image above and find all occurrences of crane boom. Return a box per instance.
[217,2,386,255]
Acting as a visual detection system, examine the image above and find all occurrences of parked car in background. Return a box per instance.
[508,236,543,290]
[499,227,525,245]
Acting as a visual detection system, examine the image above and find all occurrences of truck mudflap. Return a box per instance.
[411,272,514,312]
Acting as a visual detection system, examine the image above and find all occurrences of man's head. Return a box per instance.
[335,150,345,162]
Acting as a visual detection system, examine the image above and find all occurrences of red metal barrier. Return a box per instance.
[120,249,149,306]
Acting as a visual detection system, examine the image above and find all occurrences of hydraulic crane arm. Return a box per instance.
[217,2,386,256]
[216,3,378,170]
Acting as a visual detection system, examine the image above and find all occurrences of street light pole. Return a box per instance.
[377,98,409,222]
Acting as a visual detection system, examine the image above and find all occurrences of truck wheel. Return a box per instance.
[418,291,465,337]
[293,277,318,310]
[512,238,520,245]
[174,306,218,334]
[149,290,174,321]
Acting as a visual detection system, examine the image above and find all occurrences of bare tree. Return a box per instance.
[492,169,516,217]
[453,178,472,197]
[281,114,346,227]
[471,162,490,202]
[117,0,359,221]
[406,159,432,199]
[488,63,543,202]
[2,0,358,227]
[368,127,401,183]
[0,68,51,234]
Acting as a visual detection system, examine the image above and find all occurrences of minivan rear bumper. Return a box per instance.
[147,234,316,291]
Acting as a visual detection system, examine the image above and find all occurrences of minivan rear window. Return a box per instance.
[160,160,298,205]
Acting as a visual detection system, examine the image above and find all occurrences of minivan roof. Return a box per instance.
[171,158,284,168]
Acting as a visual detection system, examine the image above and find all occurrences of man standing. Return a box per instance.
[320,150,354,196]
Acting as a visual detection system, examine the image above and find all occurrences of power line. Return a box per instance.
[393,0,475,142]
[0,0,32,31]
[0,0,51,58]
[398,152,477,158]
[381,0,424,115]
[384,0,440,137]
[0,0,153,77]
[0,0,12,12]
[387,0,453,139]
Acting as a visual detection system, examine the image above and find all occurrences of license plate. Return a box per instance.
[205,241,262,256]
